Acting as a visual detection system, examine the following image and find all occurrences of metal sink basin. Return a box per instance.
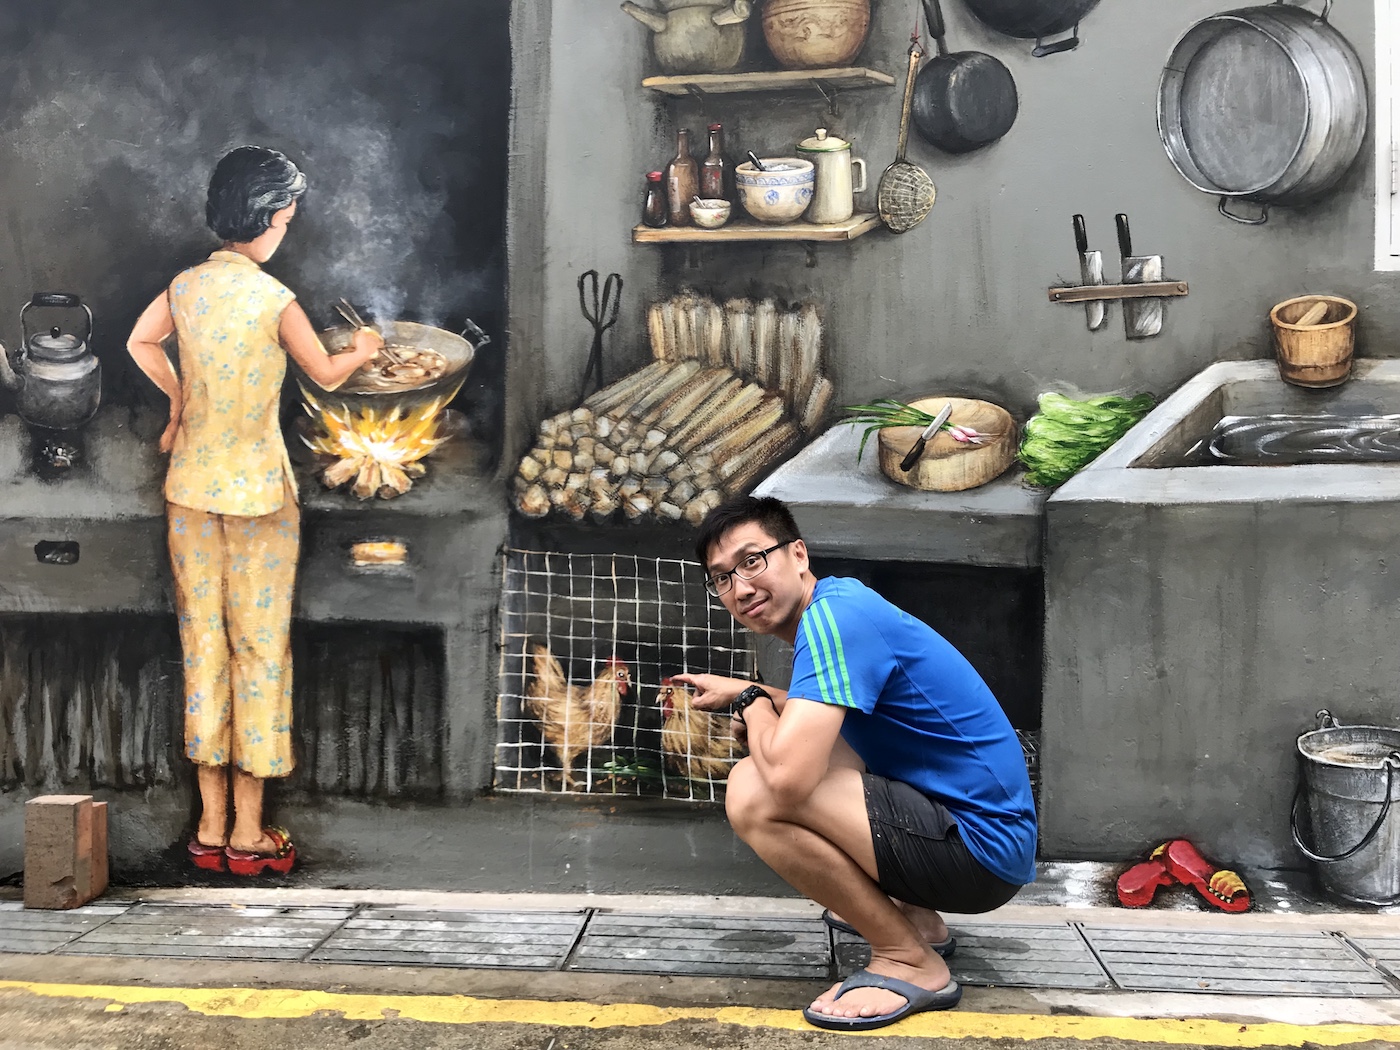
[1039,360,1400,867]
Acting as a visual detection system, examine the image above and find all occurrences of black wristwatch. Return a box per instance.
[731,684,770,716]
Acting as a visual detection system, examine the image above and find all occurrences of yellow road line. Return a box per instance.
[0,979,1397,1046]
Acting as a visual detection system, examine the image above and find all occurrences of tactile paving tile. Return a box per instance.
[834,922,1112,990]
[0,901,131,955]
[58,902,354,961]
[309,908,586,970]
[568,912,831,979]
[1081,926,1397,996]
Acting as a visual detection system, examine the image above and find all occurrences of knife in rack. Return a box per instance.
[1117,213,1164,340]
[1073,214,1108,332]
[900,401,954,472]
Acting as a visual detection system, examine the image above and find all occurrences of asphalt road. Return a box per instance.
[0,954,1396,1050]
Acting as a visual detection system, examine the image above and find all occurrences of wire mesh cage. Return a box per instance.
[495,548,757,802]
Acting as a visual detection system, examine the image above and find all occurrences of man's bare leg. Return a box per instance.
[820,740,952,947]
[725,757,950,1020]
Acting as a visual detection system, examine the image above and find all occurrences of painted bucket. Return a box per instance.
[1292,710,1400,905]
[1269,294,1357,389]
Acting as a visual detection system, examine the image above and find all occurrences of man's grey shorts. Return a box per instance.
[862,773,1022,914]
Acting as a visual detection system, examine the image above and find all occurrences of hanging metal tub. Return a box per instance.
[1157,0,1367,225]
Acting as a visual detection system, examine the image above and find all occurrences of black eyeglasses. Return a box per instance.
[705,541,793,597]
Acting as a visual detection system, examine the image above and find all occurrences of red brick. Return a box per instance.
[88,801,109,899]
[23,795,95,910]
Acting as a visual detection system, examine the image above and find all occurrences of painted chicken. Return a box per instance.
[659,677,741,782]
[525,644,631,790]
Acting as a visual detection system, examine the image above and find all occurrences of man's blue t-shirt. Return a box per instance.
[787,577,1037,885]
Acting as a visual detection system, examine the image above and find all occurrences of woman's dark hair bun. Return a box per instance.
[205,145,307,243]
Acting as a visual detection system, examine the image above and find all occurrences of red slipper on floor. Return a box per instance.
[187,839,228,873]
[1156,839,1251,913]
[1116,857,1176,907]
[225,826,297,877]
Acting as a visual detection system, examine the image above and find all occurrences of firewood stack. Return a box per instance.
[514,294,832,525]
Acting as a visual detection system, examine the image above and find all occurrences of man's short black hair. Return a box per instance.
[694,495,803,568]
[206,145,307,243]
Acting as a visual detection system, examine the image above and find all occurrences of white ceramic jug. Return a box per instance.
[796,129,867,224]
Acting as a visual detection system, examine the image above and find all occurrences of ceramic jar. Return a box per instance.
[796,128,866,223]
[622,0,753,74]
[761,0,871,69]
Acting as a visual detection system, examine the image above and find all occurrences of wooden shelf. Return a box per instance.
[642,67,894,97]
[633,212,880,244]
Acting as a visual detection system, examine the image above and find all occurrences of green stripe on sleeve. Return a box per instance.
[800,616,836,705]
[805,601,854,708]
[818,601,856,707]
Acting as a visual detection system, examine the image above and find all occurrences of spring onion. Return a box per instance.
[842,398,982,463]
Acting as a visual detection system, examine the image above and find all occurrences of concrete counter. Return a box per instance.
[754,424,1048,567]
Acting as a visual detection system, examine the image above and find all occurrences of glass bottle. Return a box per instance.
[700,123,728,202]
[665,128,699,227]
[642,171,667,228]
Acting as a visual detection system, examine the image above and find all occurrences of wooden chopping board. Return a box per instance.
[877,397,1017,492]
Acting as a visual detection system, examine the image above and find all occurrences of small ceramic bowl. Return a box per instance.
[734,157,815,224]
[689,198,732,229]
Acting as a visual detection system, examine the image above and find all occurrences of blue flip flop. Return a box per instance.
[821,908,957,958]
[802,969,963,1031]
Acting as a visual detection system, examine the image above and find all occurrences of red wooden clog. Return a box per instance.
[1157,839,1252,913]
[187,838,228,873]
[1116,857,1177,907]
[225,827,297,877]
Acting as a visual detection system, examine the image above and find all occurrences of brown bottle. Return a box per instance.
[665,128,699,226]
[643,171,667,227]
[700,123,728,202]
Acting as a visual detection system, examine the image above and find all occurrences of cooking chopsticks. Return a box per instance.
[334,298,406,366]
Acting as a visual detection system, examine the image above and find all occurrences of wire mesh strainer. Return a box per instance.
[878,35,937,233]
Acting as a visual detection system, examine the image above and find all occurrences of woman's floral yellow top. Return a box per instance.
[166,250,297,516]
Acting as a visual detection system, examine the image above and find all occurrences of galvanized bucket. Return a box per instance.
[1292,710,1400,905]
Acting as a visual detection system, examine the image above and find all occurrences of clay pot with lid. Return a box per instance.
[762,0,871,69]
[621,0,753,74]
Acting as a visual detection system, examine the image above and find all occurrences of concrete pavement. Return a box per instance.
[5,880,1400,1047]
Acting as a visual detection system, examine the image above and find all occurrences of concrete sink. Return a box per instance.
[1040,360,1400,868]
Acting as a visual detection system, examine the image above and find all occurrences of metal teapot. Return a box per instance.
[621,0,752,74]
[0,292,101,431]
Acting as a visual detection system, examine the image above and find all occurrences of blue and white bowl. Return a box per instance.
[735,157,815,224]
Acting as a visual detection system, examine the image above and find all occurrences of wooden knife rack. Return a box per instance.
[1047,281,1189,304]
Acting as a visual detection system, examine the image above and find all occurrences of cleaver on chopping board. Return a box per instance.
[1116,213,1163,339]
[1072,214,1108,331]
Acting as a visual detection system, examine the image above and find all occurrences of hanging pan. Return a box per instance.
[912,0,1019,153]
[961,0,1100,57]
[1157,0,1367,225]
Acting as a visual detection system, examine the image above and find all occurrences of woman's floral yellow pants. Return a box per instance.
[167,495,299,778]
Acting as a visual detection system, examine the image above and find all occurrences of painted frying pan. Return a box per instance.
[912,0,1018,153]
[962,0,1100,56]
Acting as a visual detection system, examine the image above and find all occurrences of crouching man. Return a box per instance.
[674,496,1036,1033]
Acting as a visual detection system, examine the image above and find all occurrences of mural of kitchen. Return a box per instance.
[5,0,1400,903]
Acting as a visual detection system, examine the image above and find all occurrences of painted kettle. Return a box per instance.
[0,292,102,431]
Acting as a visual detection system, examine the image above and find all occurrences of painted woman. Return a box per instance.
[126,146,382,875]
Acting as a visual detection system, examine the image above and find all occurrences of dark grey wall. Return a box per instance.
[523,0,1389,437]
[0,0,509,443]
